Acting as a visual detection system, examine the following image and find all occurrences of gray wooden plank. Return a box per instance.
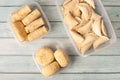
[0,74,120,80]
[0,6,60,22]
[0,21,119,38]
[112,22,120,38]
[0,56,120,73]
[0,6,120,22]
[0,38,119,56]
[0,0,56,6]
[0,0,120,6]
[102,0,120,2]
[103,2,120,6]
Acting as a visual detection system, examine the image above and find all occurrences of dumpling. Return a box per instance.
[78,3,92,21]
[81,42,93,54]
[70,30,84,43]
[93,36,109,49]
[92,17,102,36]
[80,33,98,54]
[81,33,98,47]
[78,20,93,35]
[64,12,79,29]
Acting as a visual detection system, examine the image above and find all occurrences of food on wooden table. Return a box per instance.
[62,0,109,54]
[27,26,48,41]
[41,61,60,77]
[54,49,70,68]
[78,20,92,35]
[92,17,102,36]
[78,3,92,21]
[54,49,69,67]
[10,5,48,42]
[25,18,45,33]
[80,33,98,54]
[63,0,71,6]
[35,47,70,77]
[22,9,41,25]
[81,41,93,54]
[63,0,81,13]
[70,30,84,43]
[36,47,54,66]
[93,36,109,49]
[11,5,32,22]
[11,21,27,42]
[64,12,79,29]
[72,6,81,17]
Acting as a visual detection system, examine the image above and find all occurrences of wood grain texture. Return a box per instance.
[0,74,120,80]
[1,22,67,38]
[0,39,119,56]
[0,6,60,22]
[0,6,120,22]
[0,21,120,38]
[0,56,120,73]
[0,0,120,6]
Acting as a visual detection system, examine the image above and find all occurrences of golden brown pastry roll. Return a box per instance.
[22,9,41,25]
[54,49,69,67]
[27,26,48,41]
[11,21,27,42]
[25,18,45,33]
[36,47,54,66]
[11,5,32,22]
[41,61,60,77]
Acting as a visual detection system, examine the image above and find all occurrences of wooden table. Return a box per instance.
[0,0,120,80]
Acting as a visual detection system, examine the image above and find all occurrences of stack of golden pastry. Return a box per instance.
[36,47,70,77]
[11,5,48,42]
[62,0,109,54]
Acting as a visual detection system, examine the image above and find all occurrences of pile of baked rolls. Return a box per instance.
[11,5,48,42]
